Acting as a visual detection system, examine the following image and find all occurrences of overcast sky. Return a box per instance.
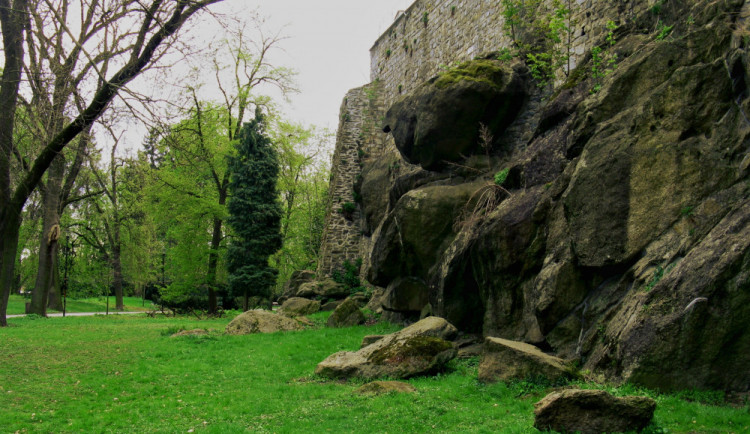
[213,0,414,130]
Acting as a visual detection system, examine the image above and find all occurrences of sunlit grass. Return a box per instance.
[0,314,747,433]
[6,295,155,315]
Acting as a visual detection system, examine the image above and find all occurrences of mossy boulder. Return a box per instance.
[383,59,527,170]
[225,310,303,335]
[296,278,349,300]
[315,316,458,380]
[280,270,316,300]
[327,299,366,328]
[534,389,656,434]
[279,297,321,317]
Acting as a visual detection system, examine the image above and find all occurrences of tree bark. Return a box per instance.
[206,189,228,314]
[30,154,65,315]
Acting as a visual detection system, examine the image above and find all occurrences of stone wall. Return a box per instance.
[317,0,656,278]
[316,83,388,277]
[370,0,655,109]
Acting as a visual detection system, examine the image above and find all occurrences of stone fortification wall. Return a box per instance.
[317,83,388,277]
[317,0,656,278]
[370,0,655,109]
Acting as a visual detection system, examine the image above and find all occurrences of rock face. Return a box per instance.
[327,299,366,327]
[279,297,321,317]
[280,270,316,300]
[383,59,527,170]
[348,0,750,391]
[315,316,458,380]
[225,310,303,335]
[533,389,656,434]
[478,337,572,383]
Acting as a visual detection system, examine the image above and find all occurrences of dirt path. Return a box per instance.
[7,311,145,319]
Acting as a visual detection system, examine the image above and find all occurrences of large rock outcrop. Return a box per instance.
[353,0,750,391]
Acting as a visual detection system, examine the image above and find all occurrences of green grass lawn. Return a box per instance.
[0,313,748,433]
[6,295,155,315]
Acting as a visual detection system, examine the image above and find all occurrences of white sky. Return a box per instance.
[212,0,414,130]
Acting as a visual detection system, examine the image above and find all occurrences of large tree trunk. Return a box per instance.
[47,257,62,310]
[0,0,29,326]
[30,154,65,315]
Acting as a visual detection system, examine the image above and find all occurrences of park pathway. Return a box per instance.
[7,311,145,319]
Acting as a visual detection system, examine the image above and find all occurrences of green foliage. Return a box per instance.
[385,48,392,58]
[226,110,282,301]
[339,202,356,215]
[501,0,575,87]
[650,0,664,15]
[331,258,364,294]
[656,21,674,40]
[434,59,507,89]
[494,168,510,186]
[2,315,748,432]
[590,20,619,93]
[680,205,695,217]
[643,265,665,292]
[422,12,429,26]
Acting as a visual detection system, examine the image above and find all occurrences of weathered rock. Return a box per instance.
[364,287,386,313]
[533,389,656,434]
[315,316,458,380]
[296,279,350,300]
[321,300,343,312]
[478,337,572,383]
[368,181,483,287]
[279,297,321,317]
[327,299,366,328]
[361,335,385,348]
[354,381,416,395]
[225,310,303,335]
[347,293,369,308]
[384,59,527,170]
[382,277,429,313]
[281,270,316,300]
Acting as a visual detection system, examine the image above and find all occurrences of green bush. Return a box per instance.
[494,168,510,186]
[331,258,365,294]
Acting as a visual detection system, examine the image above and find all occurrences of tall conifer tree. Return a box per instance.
[227,109,282,310]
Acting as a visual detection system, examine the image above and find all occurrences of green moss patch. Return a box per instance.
[433,59,508,90]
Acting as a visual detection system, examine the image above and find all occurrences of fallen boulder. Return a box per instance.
[327,299,366,328]
[534,389,656,434]
[315,316,458,380]
[354,381,416,395]
[361,335,385,348]
[280,270,316,300]
[279,297,321,317]
[478,337,573,383]
[225,310,303,335]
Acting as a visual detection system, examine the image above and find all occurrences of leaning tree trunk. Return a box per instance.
[29,154,65,315]
[46,258,62,310]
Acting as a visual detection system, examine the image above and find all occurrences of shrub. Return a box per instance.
[332,258,365,294]
[494,168,510,186]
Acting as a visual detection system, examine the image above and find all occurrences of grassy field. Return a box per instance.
[0,313,748,433]
[6,295,155,315]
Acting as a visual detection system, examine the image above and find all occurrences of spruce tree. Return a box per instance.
[227,109,282,310]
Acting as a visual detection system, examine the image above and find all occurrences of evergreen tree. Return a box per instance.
[227,110,282,310]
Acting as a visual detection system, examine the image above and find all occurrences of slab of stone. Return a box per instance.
[315,316,458,380]
[478,337,572,383]
[360,335,385,348]
[534,389,656,434]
